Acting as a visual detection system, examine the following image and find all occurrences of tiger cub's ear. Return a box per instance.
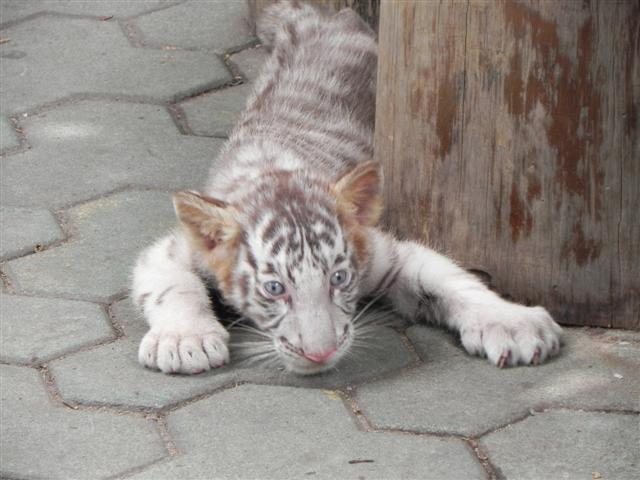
[172,191,240,251]
[332,161,383,227]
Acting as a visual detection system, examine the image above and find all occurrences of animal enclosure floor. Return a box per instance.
[0,1,638,479]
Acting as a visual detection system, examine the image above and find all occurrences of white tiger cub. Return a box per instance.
[132,0,562,375]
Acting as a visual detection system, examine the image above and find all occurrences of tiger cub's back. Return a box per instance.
[210,1,378,195]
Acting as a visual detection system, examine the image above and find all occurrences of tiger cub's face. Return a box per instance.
[174,162,381,375]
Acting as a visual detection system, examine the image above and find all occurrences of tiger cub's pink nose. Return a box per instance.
[303,348,337,364]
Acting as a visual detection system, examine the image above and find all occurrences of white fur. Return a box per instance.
[131,2,562,375]
[366,229,562,366]
[132,233,229,374]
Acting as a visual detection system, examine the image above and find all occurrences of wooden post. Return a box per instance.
[375,0,639,329]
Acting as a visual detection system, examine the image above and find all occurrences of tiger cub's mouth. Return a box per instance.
[274,326,352,375]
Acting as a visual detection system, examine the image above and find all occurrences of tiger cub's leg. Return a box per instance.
[132,232,229,374]
[364,229,562,367]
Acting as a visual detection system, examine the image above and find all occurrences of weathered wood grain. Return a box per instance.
[375,0,639,329]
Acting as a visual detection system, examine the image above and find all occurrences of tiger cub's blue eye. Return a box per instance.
[330,270,349,287]
[264,281,285,297]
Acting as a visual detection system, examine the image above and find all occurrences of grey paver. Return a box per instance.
[50,299,239,409]
[49,337,239,409]
[50,300,414,408]
[356,326,640,436]
[129,384,485,480]
[0,293,113,364]
[181,83,252,137]
[230,45,268,81]
[481,410,639,480]
[0,364,167,480]
[181,45,269,137]
[1,100,224,208]
[0,16,230,113]
[0,0,179,25]
[2,1,638,479]
[0,206,63,259]
[5,190,177,301]
[0,116,19,150]
[135,0,254,51]
[180,47,268,137]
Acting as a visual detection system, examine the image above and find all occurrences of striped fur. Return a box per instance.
[206,2,376,199]
[132,1,562,375]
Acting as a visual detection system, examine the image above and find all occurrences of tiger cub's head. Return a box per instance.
[173,161,382,375]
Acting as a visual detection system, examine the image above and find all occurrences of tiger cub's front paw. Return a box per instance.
[459,303,562,367]
[138,322,230,375]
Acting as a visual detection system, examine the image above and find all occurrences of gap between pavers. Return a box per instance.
[355,326,640,437]
[0,0,180,27]
[0,115,19,150]
[4,190,177,302]
[0,16,231,113]
[48,299,416,409]
[127,384,486,480]
[0,292,114,365]
[0,206,64,259]
[481,409,639,480]
[180,83,254,137]
[134,0,254,51]
[179,47,268,137]
[0,364,168,480]
[1,100,225,209]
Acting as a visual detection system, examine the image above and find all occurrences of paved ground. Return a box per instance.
[1,1,639,479]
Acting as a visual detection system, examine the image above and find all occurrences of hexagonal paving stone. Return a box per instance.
[0,115,19,150]
[0,0,179,26]
[481,410,639,480]
[0,206,63,259]
[49,299,239,409]
[181,47,268,137]
[0,293,113,364]
[356,326,640,436]
[128,384,486,479]
[230,46,268,82]
[135,0,254,51]
[49,299,415,409]
[1,100,224,208]
[5,190,176,301]
[0,16,230,113]
[181,83,252,137]
[0,364,167,480]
